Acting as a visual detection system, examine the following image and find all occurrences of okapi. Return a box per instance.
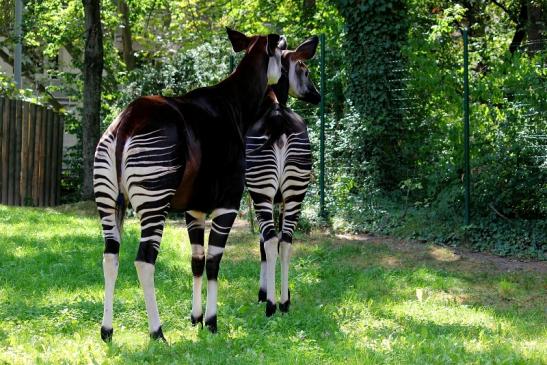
[245,36,320,316]
[93,28,282,341]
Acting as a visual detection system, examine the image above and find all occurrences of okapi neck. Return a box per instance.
[270,74,289,106]
[227,53,269,132]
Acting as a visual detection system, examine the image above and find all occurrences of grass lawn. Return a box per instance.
[0,203,545,364]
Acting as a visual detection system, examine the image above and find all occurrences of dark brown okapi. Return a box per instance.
[245,36,320,316]
[93,28,282,341]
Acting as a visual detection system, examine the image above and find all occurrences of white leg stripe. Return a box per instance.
[135,261,161,332]
[210,208,238,219]
[205,280,218,321]
[102,253,119,329]
[279,241,292,303]
[264,237,278,304]
[192,276,203,319]
[207,245,225,257]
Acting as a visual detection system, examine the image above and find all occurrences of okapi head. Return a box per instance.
[226,28,282,85]
[276,36,321,105]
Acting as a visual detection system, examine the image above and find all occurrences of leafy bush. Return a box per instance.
[105,37,231,127]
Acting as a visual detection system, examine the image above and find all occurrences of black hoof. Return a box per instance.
[280,289,291,313]
[150,326,167,342]
[279,300,290,313]
[258,288,267,303]
[190,313,203,327]
[266,300,277,317]
[101,326,113,343]
[205,315,217,334]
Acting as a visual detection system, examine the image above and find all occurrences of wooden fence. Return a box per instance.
[0,97,64,206]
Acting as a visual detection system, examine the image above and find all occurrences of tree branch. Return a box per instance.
[489,0,518,23]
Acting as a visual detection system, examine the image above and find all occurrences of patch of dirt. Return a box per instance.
[334,232,547,274]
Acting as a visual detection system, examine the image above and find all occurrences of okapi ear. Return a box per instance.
[294,36,319,60]
[278,35,288,50]
[266,34,281,56]
[226,27,250,52]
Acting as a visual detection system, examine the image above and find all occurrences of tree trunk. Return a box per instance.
[117,0,136,70]
[509,2,528,53]
[526,2,544,55]
[81,0,103,200]
[302,0,316,21]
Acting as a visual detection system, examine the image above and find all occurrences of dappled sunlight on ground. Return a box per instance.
[0,205,545,364]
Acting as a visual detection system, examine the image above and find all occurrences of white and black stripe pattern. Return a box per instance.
[246,131,312,242]
[245,127,312,315]
[121,130,181,255]
[94,130,122,250]
[94,126,183,341]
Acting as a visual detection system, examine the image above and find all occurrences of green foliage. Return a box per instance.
[0,0,14,36]
[2,0,545,257]
[106,37,232,127]
[336,0,410,190]
[325,1,546,258]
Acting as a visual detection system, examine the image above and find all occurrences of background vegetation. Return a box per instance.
[0,0,545,258]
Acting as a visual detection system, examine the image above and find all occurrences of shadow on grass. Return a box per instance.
[0,206,545,363]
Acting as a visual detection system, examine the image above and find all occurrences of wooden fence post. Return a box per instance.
[14,100,22,205]
[20,101,29,205]
[26,103,36,204]
[8,100,16,205]
[1,98,9,204]
[0,97,3,202]
[0,100,64,207]
[56,116,64,205]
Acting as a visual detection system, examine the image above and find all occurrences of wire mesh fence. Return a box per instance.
[289,33,547,225]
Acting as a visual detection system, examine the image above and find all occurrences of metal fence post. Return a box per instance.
[229,54,235,73]
[319,33,326,218]
[462,28,471,225]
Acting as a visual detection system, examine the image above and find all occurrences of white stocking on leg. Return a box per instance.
[264,236,279,316]
[279,241,292,313]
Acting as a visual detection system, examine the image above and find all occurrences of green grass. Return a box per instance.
[0,203,545,364]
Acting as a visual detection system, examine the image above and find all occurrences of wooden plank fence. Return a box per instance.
[0,97,64,206]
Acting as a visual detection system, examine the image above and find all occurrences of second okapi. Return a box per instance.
[245,36,320,316]
[93,28,282,341]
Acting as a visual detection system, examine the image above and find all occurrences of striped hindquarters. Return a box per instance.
[245,131,312,241]
[121,129,182,254]
[94,130,122,247]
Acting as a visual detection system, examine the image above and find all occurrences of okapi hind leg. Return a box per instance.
[263,235,279,316]
[185,211,206,327]
[278,199,305,314]
[97,200,123,341]
[94,131,125,342]
[134,210,170,342]
[253,200,278,316]
[204,208,238,333]
[123,127,182,341]
[258,237,267,302]
[279,239,292,313]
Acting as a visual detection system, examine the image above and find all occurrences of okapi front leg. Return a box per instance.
[185,211,206,326]
[204,208,238,333]
[254,201,278,316]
